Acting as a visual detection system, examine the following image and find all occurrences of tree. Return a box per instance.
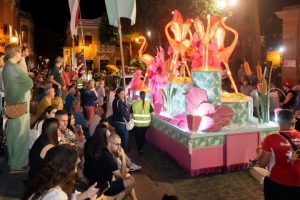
[262,14,282,50]
[98,12,119,45]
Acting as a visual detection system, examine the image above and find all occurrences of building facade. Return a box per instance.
[20,10,35,68]
[0,0,20,51]
[65,17,128,73]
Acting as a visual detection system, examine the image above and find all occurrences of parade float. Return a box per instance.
[127,10,278,176]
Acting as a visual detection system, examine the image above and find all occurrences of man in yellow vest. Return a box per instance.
[130,91,154,155]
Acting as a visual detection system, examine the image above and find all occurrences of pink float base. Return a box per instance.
[146,126,260,177]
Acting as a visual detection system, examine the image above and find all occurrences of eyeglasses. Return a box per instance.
[109,141,121,147]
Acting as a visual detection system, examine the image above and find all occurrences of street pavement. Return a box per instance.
[0,94,265,200]
[0,131,265,200]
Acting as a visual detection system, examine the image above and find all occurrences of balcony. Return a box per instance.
[97,45,115,53]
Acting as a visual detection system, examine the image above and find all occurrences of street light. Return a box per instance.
[279,47,284,52]
[147,31,151,37]
[228,0,237,6]
[218,0,237,8]
[11,36,18,44]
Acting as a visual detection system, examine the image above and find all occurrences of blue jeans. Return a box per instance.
[113,122,129,154]
[54,88,62,97]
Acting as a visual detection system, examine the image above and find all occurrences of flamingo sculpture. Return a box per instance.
[194,15,221,70]
[165,10,193,81]
[215,17,239,94]
[138,36,154,86]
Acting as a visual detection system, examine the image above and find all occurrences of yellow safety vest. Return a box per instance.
[132,100,151,127]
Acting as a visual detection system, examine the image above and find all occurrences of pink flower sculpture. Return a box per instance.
[147,47,167,104]
[171,114,188,129]
[128,70,145,91]
[170,87,234,132]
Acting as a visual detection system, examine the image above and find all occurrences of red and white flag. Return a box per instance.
[68,0,80,38]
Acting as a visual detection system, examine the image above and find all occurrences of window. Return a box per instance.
[85,35,92,46]
[115,59,121,67]
[21,25,28,43]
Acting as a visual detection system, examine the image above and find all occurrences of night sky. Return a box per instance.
[20,0,300,33]
[20,0,106,31]
[19,0,300,54]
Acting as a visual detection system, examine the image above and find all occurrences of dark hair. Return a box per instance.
[67,112,75,132]
[68,84,76,90]
[162,194,179,200]
[100,118,108,125]
[35,118,59,147]
[30,106,57,129]
[115,87,125,98]
[23,144,78,200]
[111,83,117,91]
[0,52,4,58]
[54,55,63,64]
[21,46,28,53]
[55,109,68,117]
[84,124,108,160]
[277,109,295,126]
[140,91,146,108]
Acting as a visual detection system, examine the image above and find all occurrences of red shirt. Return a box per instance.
[262,130,300,186]
[62,71,70,87]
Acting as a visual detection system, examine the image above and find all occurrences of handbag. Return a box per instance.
[248,158,270,184]
[4,65,28,119]
[123,117,134,130]
[4,102,27,119]
[117,99,134,130]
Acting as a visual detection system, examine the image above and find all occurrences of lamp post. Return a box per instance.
[11,36,18,44]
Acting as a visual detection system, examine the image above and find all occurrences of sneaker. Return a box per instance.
[138,150,144,156]
[129,163,141,172]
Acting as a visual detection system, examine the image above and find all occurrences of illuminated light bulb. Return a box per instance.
[218,0,226,8]
[279,47,284,52]
[229,0,236,6]
[11,36,18,43]
[227,71,231,75]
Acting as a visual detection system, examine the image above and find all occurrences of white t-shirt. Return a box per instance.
[21,57,28,73]
[89,114,101,137]
[96,85,105,106]
[106,91,115,118]
[29,188,80,200]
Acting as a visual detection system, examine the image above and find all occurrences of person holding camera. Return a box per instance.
[257,110,300,199]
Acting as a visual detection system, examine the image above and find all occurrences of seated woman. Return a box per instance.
[28,118,60,180]
[23,144,100,200]
[51,96,64,110]
[70,100,89,137]
[35,87,55,118]
[67,112,85,151]
[29,106,57,149]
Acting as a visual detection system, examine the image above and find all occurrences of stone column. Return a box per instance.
[275,5,300,86]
